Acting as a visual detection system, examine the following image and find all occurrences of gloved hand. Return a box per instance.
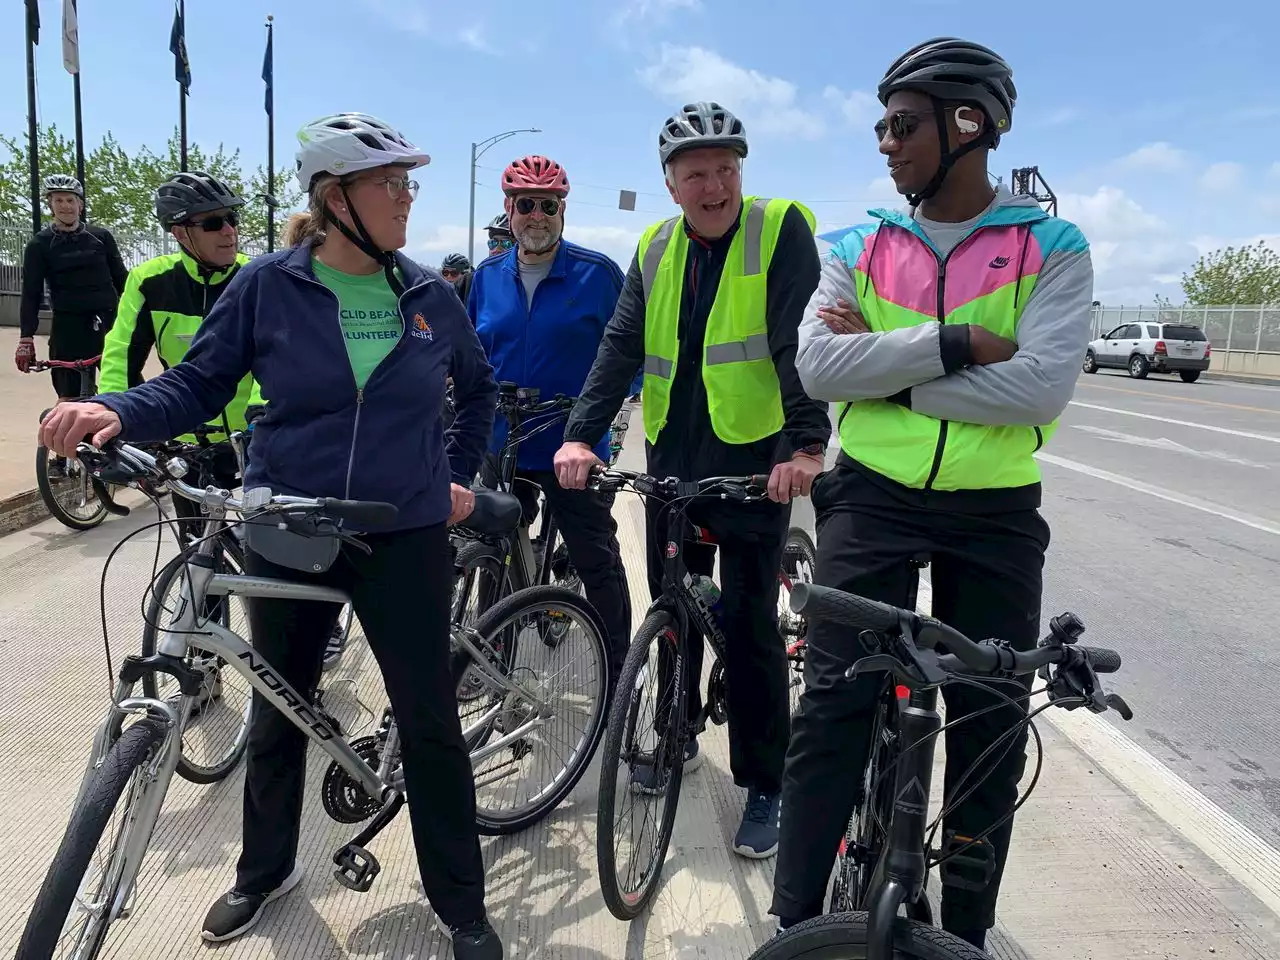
[14,338,36,373]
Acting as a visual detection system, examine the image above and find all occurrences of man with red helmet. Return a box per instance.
[467,155,633,679]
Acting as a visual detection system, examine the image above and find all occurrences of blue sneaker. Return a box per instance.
[734,790,781,859]
[630,738,703,795]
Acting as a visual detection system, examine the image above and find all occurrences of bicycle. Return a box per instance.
[590,468,805,920]
[777,527,816,717]
[750,580,1133,960]
[15,439,611,959]
[30,355,111,530]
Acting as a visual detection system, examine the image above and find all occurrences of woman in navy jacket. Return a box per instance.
[40,113,504,958]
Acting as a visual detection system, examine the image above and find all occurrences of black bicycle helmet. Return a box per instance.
[42,174,84,197]
[441,252,472,273]
[154,171,245,229]
[878,38,1016,205]
[658,101,748,168]
[486,213,512,238]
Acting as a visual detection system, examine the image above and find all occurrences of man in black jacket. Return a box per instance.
[553,101,829,859]
[15,175,127,398]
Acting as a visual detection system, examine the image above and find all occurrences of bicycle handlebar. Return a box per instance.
[789,582,1132,720]
[26,355,101,372]
[588,467,771,502]
[76,439,398,527]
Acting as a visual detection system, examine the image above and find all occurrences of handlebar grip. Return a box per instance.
[749,474,770,490]
[1079,646,1122,674]
[317,498,399,526]
[788,583,901,633]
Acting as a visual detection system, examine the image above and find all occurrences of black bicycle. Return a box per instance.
[30,355,111,530]
[749,582,1133,960]
[592,467,809,920]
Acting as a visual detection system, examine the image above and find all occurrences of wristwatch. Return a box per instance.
[796,442,826,459]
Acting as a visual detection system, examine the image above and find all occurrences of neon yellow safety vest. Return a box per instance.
[637,196,816,445]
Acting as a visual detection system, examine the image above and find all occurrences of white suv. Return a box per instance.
[1083,321,1211,382]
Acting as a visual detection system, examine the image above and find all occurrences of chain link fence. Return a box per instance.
[0,217,267,296]
[1091,304,1280,356]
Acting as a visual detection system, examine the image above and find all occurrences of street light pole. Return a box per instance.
[468,127,540,263]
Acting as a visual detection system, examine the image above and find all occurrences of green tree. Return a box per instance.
[0,123,299,248]
[1181,241,1280,306]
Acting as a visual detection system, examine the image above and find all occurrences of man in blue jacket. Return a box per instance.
[469,154,632,675]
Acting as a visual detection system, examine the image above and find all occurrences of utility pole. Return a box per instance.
[468,128,540,263]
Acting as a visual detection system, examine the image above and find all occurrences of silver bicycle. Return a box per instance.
[16,439,612,960]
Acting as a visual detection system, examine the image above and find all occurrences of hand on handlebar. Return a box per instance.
[553,441,604,491]
[40,402,121,457]
[767,451,823,504]
[14,337,36,373]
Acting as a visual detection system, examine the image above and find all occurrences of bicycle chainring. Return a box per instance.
[707,660,728,725]
[321,735,385,824]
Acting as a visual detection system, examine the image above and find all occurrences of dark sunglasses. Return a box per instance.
[873,111,936,143]
[513,196,561,217]
[441,268,461,279]
[188,211,240,232]
[487,237,515,251]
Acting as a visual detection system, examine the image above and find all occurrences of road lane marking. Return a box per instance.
[1069,400,1280,444]
[1036,452,1280,537]
[1078,380,1280,416]
[1070,424,1272,467]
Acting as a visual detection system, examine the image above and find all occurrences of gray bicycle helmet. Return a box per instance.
[486,213,512,238]
[154,171,245,228]
[878,37,1017,137]
[657,101,748,168]
[42,174,84,197]
[441,252,472,272]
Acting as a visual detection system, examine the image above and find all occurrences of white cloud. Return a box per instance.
[1269,161,1280,179]
[1037,106,1081,127]
[638,45,826,140]
[823,86,879,126]
[616,0,700,21]
[1116,142,1188,172]
[563,224,644,268]
[457,26,494,53]
[865,176,899,203]
[1199,161,1244,194]
[1058,186,1198,304]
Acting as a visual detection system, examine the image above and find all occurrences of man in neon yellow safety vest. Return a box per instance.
[554,101,830,860]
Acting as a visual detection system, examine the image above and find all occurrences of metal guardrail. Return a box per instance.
[0,216,265,296]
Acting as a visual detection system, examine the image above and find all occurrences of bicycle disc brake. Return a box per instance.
[322,735,385,823]
[707,660,728,725]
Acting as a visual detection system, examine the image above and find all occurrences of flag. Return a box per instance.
[170,2,191,91]
[62,0,79,74]
[26,0,40,45]
[262,25,273,115]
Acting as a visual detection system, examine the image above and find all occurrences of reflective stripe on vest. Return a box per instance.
[638,197,814,445]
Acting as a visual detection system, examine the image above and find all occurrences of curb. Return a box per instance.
[1203,371,1280,387]
[0,487,50,537]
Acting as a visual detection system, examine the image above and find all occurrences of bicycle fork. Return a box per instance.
[866,685,942,960]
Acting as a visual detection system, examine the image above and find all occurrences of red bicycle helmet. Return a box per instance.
[502,155,570,197]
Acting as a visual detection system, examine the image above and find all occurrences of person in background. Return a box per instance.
[468,154,633,679]
[442,252,474,301]
[484,213,515,258]
[39,112,504,959]
[15,175,127,399]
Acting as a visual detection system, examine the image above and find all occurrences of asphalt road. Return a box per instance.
[795,370,1280,846]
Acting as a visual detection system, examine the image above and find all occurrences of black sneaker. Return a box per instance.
[435,916,503,960]
[200,864,304,942]
[323,623,347,672]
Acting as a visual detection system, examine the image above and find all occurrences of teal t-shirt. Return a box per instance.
[312,258,402,389]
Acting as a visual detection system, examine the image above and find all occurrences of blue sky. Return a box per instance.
[6,0,1278,303]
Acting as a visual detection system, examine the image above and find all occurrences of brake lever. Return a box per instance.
[339,533,372,556]
[1045,648,1111,715]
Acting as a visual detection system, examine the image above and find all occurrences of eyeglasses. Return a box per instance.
[441,269,461,279]
[487,237,515,251]
[874,111,936,143]
[188,211,239,232]
[356,175,419,199]
[513,196,561,217]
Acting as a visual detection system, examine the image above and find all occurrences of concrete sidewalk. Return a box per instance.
[0,435,1277,958]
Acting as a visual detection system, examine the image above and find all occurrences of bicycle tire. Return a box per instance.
[453,539,509,624]
[16,718,168,960]
[35,444,107,531]
[140,538,251,784]
[596,608,689,920]
[748,913,989,960]
[467,585,611,836]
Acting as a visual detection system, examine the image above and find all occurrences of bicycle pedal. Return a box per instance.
[937,831,997,892]
[333,843,381,892]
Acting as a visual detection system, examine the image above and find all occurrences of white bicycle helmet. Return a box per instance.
[295,113,430,191]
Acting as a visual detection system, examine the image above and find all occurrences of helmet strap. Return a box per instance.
[323,183,404,296]
[175,230,229,278]
[906,99,995,208]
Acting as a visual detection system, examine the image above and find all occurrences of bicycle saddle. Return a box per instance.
[464,490,523,536]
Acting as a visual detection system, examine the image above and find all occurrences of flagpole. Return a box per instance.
[265,15,275,252]
[25,0,41,234]
[69,1,85,192]
[178,0,188,171]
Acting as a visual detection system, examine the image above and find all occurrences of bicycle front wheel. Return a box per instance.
[141,538,253,784]
[748,914,989,960]
[464,585,611,836]
[596,608,689,920]
[779,526,816,718]
[36,444,107,531]
[16,718,169,960]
